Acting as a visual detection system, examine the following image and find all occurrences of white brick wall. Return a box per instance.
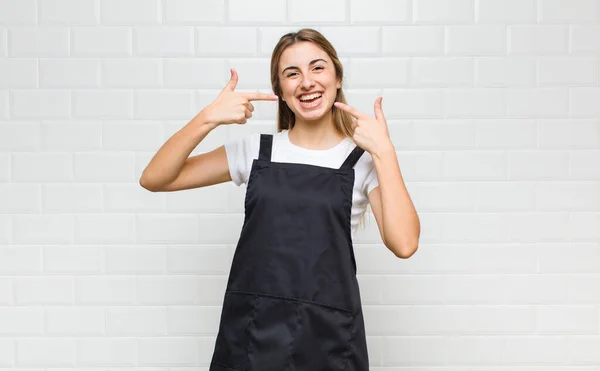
[0,0,599,369]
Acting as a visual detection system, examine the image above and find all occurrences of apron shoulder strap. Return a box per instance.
[339,145,365,169]
[258,134,273,162]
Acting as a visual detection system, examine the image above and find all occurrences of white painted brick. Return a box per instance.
[77,338,136,366]
[411,120,474,148]
[571,87,600,117]
[134,26,194,56]
[39,0,97,25]
[197,214,244,244]
[537,305,598,334]
[100,0,160,25]
[102,120,164,150]
[539,56,599,86]
[228,0,285,23]
[75,215,135,243]
[350,58,409,87]
[408,182,476,212]
[320,27,380,55]
[134,90,195,119]
[447,25,506,55]
[0,91,7,120]
[540,0,599,23]
[136,215,198,243]
[0,183,40,213]
[509,212,570,242]
[43,246,105,273]
[0,215,11,244]
[0,28,5,57]
[136,276,203,304]
[138,338,199,366]
[478,0,536,23]
[12,90,71,119]
[570,150,600,180]
[45,307,105,335]
[443,88,506,117]
[289,0,346,23]
[474,119,537,149]
[12,215,73,245]
[0,339,14,366]
[167,245,232,274]
[43,184,103,213]
[196,27,257,56]
[443,213,510,242]
[71,27,132,56]
[535,182,600,212]
[569,212,600,241]
[40,120,102,151]
[0,58,37,88]
[0,246,41,274]
[75,276,135,304]
[104,184,166,212]
[106,246,166,273]
[395,152,444,181]
[509,25,568,54]
[410,57,472,86]
[39,59,100,88]
[571,25,600,54]
[383,26,444,55]
[8,27,69,56]
[567,275,600,304]
[475,57,537,87]
[442,151,505,180]
[258,26,320,56]
[507,88,569,118]
[101,58,162,88]
[539,243,600,273]
[0,122,40,151]
[0,307,42,335]
[0,0,36,25]
[568,336,600,363]
[475,182,535,212]
[16,339,76,367]
[163,0,224,24]
[106,307,167,334]
[14,276,73,304]
[415,0,474,23]
[163,58,228,88]
[538,119,600,149]
[73,90,133,119]
[508,151,570,180]
[165,183,229,213]
[73,152,135,182]
[504,337,568,364]
[168,306,221,334]
[350,0,409,23]
[11,152,73,182]
[380,89,442,118]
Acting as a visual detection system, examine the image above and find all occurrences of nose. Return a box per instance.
[300,74,315,89]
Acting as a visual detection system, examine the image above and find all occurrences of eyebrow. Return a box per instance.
[281,58,327,74]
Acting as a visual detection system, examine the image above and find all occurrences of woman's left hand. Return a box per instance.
[334,97,394,158]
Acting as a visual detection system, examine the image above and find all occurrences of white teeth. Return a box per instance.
[299,93,322,101]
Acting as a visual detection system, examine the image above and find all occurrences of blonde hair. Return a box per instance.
[269,28,355,137]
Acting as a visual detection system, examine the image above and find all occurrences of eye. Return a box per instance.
[286,72,297,77]
[314,66,324,71]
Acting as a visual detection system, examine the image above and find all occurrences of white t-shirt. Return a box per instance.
[224,129,379,235]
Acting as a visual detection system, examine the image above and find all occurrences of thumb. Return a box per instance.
[374,96,385,121]
[221,68,238,94]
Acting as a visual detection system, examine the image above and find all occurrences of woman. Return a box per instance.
[140,28,420,371]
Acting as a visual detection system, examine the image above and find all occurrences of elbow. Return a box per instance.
[385,237,419,259]
[139,173,162,192]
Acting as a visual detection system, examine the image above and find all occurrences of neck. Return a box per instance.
[288,110,344,150]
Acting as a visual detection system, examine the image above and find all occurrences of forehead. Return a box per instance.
[279,42,330,70]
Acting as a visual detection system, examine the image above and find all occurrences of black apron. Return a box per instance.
[210,134,369,371]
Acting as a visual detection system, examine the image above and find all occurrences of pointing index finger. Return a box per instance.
[334,101,368,120]
[242,92,279,101]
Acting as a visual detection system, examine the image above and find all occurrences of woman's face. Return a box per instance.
[278,41,341,122]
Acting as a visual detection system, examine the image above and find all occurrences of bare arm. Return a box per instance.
[139,113,230,192]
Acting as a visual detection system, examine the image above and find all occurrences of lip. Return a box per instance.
[297,94,323,110]
[297,91,323,99]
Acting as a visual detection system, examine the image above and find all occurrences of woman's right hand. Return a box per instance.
[201,68,279,126]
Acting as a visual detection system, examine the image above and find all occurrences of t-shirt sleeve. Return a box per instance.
[224,132,260,186]
[363,153,379,196]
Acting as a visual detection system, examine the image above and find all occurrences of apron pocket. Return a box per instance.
[292,301,354,371]
[211,291,257,370]
[246,295,300,370]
